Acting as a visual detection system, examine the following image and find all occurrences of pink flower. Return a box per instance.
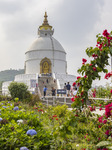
[99,43,103,49]
[81,91,84,96]
[92,90,96,97]
[105,130,109,136]
[110,89,112,94]
[104,72,112,79]
[98,116,103,123]
[93,67,96,71]
[72,82,76,86]
[105,103,112,118]
[89,64,92,66]
[98,137,101,141]
[99,108,102,111]
[103,29,110,37]
[98,125,101,128]
[89,106,96,111]
[97,41,100,44]
[71,97,75,102]
[92,54,98,58]
[82,58,87,64]
[77,83,80,86]
[81,99,84,103]
[84,75,87,78]
[53,115,57,117]
[103,120,107,124]
[77,76,81,79]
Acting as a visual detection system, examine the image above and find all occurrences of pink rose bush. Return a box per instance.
[105,103,112,118]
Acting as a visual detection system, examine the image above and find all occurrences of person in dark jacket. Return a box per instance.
[66,82,71,97]
[51,87,56,96]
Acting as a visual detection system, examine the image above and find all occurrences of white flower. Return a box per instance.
[17,119,23,124]
[76,144,79,147]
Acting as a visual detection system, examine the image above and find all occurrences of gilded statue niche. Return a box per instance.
[40,57,52,74]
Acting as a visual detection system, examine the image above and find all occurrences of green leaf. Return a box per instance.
[96,141,111,147]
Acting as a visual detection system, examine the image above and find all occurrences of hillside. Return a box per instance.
[0,69,24,82]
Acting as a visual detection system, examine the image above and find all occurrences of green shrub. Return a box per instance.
[0,95,12,101]
[8,82,29,100]
[29,94,41,106]
[53,104,68,118]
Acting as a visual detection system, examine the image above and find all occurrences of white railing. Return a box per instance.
[89,97,112,102]
[41,96,72,107]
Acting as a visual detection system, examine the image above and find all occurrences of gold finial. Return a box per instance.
[42,11,49,26]
[39,11,52,30]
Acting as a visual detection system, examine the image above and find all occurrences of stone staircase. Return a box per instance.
[37,76,57,96]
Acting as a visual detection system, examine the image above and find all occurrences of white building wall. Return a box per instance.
[2,81,12,95]
[25,50,66,74]
[25,59,67,74]
[55,73,76,89]
[25,60,40,74]
[25,50,66,61]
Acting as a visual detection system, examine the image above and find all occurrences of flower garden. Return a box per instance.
[1,97,112,150]
[1,30,112,150]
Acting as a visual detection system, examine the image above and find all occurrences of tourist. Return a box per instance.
[54,79,56,83]
[46,79,49,83]
[66,82,71,97]
[72,87,77,96]
[64,83,67,90]
[43,86,47,97]
[64,83,67,97]
[51,87,56,96]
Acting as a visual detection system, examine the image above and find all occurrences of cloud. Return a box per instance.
[0,0,111,86]
[0,0,25,14]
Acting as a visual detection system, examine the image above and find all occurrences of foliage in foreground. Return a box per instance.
[72,30,112,109]
[1,99,112,150]
[8,82,31,100]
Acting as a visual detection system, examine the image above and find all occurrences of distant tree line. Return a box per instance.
[0,69,24,89]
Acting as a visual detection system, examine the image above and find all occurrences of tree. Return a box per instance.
[8,82,29,100]
[72,30,112,110]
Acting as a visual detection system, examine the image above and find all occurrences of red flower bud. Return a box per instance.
[84,75,87,78]
[71,97,75,102]
[82,58,87,64]
[93,67,96,71]
[110,89,112,94]
[72,82,76,86]
[77,76,81,79]
[89,64,92,66]
[103,29,110,37]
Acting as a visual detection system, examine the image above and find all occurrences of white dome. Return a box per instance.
[27,36,66,53]
[25,12,67,74]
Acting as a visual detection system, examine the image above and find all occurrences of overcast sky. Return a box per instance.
[0,0,112,86]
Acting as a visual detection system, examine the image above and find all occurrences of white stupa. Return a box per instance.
[25,12,67,75]
[2,12,76,95]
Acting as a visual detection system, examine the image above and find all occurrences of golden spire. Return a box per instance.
[39,12,52,30]
[42,12,49,26]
